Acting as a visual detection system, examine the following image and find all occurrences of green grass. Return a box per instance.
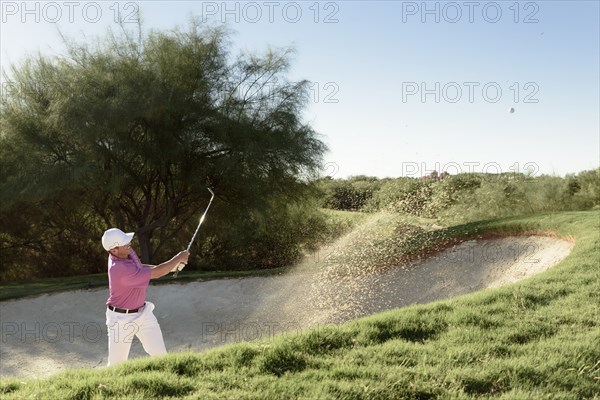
[1,211,599,399]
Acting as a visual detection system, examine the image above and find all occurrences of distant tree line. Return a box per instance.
[316,169,600,222]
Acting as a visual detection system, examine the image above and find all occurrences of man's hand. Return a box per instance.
[178,250,190,264]
[171,251,190,272]
[151,251,192,279]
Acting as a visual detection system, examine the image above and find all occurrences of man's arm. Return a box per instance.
[145,251,190,279]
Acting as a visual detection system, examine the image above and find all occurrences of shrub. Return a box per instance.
[571,168,600,209]
[318,176,383,211]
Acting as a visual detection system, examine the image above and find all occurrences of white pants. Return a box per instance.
[106,301,167,366]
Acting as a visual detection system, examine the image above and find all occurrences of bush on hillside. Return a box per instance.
[569,168,600,209]
[317,176,383,211]
[319,168,599,223]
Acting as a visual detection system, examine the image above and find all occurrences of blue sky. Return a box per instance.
[1,1,598,178]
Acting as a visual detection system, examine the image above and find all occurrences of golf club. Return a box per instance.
[173,187,215,278]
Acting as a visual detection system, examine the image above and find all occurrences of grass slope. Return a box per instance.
[1,211,599,399]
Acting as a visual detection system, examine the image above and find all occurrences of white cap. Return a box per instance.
[101,228,135,251]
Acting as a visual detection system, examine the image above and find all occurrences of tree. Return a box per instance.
[0,19,326,271]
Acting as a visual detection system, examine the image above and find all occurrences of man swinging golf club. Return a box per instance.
[101,228,190,367]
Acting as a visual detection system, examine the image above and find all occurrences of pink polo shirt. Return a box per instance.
[106,249,152,309]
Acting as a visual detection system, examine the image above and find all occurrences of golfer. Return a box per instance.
[101,228,190,366]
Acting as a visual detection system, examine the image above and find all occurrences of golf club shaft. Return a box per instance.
[173,188,215,277]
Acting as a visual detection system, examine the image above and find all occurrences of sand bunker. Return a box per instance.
[0,236,572,379]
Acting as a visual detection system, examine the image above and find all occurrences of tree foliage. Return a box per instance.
[319,169,600,223]
[316,176,384,211]
[0,20,326,279]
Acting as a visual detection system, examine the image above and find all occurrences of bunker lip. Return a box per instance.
[0,235,573,379]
